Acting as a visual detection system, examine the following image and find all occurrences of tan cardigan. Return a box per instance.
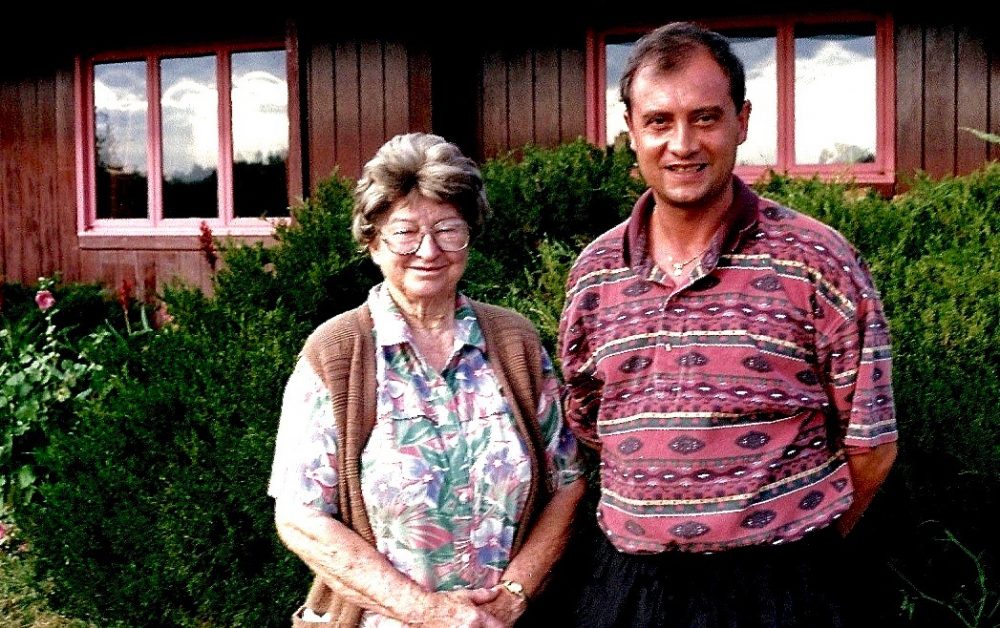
[292,300,551,627]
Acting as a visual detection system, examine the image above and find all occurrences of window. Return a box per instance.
[592,14,895,184]
[77,43,291,236]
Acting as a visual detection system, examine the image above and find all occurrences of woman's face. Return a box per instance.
[369,192,469,308]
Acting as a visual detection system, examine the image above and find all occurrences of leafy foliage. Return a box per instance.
[757,165,1000,626]
[465,139,644,303]
[16,174,376,627]
[9,144,999,628]
[0,278,120,515]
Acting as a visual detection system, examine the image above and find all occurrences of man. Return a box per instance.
[558,21,898,627]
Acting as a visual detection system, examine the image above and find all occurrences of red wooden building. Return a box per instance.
[1,3,996,295]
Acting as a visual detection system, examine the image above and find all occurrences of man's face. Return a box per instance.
[625,49,750,214]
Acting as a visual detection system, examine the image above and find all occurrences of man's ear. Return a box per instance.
[625,111,638,152]
[737,100,751,145]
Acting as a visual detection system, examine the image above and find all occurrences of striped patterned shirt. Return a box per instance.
[558,177,897,553]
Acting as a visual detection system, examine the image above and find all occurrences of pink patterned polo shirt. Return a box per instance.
[558,177,897,554]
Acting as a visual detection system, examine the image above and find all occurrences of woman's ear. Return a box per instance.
[368,239,386,266]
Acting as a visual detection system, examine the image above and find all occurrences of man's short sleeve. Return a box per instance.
[817,254,897,451]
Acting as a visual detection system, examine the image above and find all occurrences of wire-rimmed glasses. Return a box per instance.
[379,219,471,255]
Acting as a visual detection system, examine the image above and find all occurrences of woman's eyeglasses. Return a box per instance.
[380,220,471,255]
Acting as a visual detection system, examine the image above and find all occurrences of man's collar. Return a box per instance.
[624,177,761,277]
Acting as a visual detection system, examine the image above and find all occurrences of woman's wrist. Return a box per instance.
[395,586,439,624]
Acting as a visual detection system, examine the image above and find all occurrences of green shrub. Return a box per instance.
[1,276,124,344]
[19,174,373,627]
[755,164,1000,626]
[15,143,999,627]
[491,238,578,356]
[0,277,121,515]
[0,524,108,628]
[466,139,644,302]
[26,307,308,626]
[211,171,380,328]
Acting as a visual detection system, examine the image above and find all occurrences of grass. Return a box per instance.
[0,533,98,628]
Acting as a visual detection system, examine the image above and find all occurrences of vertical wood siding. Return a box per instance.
[956,25,990,174]
[895,16,998,181]
[477,46,587,161]
[0,68,80,286]
[79,247,218,298]
[3,12,998,294]
[303,38,431,190]
[993,50,1000,163]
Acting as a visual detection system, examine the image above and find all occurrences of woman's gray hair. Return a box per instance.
[351,132,490,248]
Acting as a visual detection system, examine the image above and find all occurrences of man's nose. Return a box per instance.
[667,123,697,157]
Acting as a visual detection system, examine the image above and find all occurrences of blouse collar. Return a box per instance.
[366,283,484,352]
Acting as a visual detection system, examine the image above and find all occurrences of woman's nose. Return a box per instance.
[413,230,443,257]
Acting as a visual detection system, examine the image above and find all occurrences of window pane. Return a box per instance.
[605,42,632,149]
[723,31,777,166]
[94,61,148,219]
[161,55,218,219]
[794,25,876,164]
[232,50,289,218]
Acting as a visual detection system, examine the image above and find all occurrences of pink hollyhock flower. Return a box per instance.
[153,305,175,329]
[35,289,55,311]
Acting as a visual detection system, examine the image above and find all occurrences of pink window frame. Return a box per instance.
[75,40,294,238]
[585,12,896,186]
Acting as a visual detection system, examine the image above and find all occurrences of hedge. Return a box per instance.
[10,142,999,627]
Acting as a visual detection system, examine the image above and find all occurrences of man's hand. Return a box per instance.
[837,442,897,536]
[477,584,528,627]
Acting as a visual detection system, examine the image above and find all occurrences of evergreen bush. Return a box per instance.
[756,164,1000,626]
[13,143,999,627]
[465,139,644,303]
[1,277,127,515]
[18,175,372,626]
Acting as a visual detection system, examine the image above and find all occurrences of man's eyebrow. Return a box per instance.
[640,109,673,120]
[691,105,725,116]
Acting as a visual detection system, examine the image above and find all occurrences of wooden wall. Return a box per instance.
[895,14,1000,181]
[477,45,588,160]
[296,30,588,190]
[301,36,432,194]
[0,68,79,286]
[3,9,999,295]
[76,235,273,300]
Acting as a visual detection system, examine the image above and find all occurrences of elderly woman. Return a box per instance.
[269,132,585,628]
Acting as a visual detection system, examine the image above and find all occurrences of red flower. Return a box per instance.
[117,278,134,313]
[199,221,218,270]
[35,289,55,311]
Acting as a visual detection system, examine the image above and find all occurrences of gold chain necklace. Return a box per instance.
[666,250,703,277]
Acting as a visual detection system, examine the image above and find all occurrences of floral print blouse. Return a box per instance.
[269,283,582,626]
